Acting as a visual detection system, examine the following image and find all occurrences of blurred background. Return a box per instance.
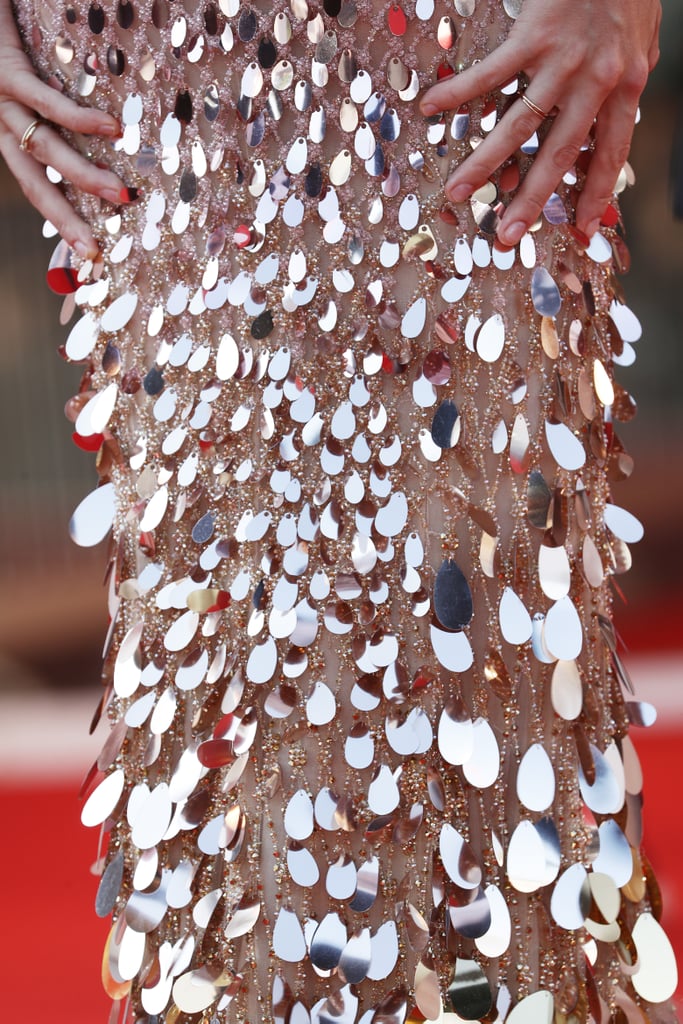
[0,2,682,1018]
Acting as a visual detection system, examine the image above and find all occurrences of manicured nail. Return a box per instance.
[101,186,140,204]
[98,118,121,136]
[585,218,600,238]
[498,220,526,245]
[73,239,98,259]
[448,183,473,203]
[600,204,619,227]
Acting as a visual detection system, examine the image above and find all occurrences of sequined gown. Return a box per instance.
[13,0,679,1019]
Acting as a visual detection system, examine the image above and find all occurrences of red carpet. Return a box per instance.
[0,728,680,1020]
[0,781,111,1021]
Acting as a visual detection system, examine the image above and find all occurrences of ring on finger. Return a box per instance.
[520,93,549,120]
[19,117,44,153]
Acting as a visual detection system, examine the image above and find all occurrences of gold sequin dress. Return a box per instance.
[14,0,680,1020]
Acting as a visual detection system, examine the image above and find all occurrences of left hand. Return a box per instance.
[419,0,662,245]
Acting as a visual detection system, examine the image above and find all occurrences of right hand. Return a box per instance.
[0,0,127,258]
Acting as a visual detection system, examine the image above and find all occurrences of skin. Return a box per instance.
[420,0,662,245]
[0,0,125,258]
[0,0,661,255]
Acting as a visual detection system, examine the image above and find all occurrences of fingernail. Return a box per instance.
[585,218,600,238]
[498,220,526,245]
[101,186,140,204]
[73,239,98,259]
[420,102,438,115]
[98,118,121,136]
[600,204,619,227]
[448,183,473,203]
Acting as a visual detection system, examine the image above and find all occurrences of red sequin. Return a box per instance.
[387,3,407,35]
[72,431,105,451]
[198,739,235,768]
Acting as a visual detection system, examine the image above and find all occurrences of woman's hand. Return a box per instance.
[419,0,661,245]
[0,0,127,258]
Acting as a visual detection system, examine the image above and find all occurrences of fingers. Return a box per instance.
[2,100,126,203]
[443,72,562,204]
[416,0,660,247]
[0,93,133,258]
[495,96,597,244]
[0,5,123,259]
[648,3,662,69]
[432,62,647,246]
[419,37,528,115]
[12,68,120,138]
[0,131,99,257]
[0,3,120,138]
[574,87,641,237]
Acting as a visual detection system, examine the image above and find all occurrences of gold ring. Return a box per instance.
[19,117,43,153]
[520,93,548,119]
